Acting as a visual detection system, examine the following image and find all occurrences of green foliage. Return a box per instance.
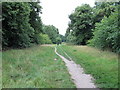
[29,2,43,44]
[39,34,52,44]
[2,2,34,48]
[43,25,60,44]
[89,9,120,53]
[66,31,76,44]
[2,2,43,49]
[93,2,116,23]
[66,2,119,53]
[56,37,62,45]
[67,4,93,45]
[59,34,66,42]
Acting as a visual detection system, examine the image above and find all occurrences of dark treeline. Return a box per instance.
[65,2,120,53]
[2,2,62,50]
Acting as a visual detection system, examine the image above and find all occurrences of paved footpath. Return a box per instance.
[55,47,97,88]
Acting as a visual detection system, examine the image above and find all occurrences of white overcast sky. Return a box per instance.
[40,0,95,35]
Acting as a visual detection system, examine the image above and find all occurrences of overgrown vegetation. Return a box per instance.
[57,45,118,88]
[65,2,119,53]
[2,45,75,88]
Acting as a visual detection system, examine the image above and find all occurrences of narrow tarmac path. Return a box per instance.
[55,47,97,88]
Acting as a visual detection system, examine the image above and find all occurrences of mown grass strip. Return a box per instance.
[2,45,75,88]
[57,45,118,88]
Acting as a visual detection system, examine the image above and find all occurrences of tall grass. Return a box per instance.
[57,45,118,88]
[2,45,75,88]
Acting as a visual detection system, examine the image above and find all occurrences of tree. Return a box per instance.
[29,2,43,44]
[0,2,2,50]
[43,25,60,44]
[39,34,52,44]
[66,31,76,44]
[65,3,117,46]
[2,2,43,49]
[65,27,70,42]
[68,4,93,45]
[2,2,34,48]
[56,37,62,45]
[89,8,120,53]
[59,34,65,42]
[93,2,116,24]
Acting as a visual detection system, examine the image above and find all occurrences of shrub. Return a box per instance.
[89,9,120,53]
[39,34,52,44]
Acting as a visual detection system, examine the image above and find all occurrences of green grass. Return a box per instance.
[56,45,70,60]
[57,45,118,88]
[0,52,2,89]
[2,45,75,88]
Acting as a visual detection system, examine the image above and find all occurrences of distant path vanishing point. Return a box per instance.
[55,47,97,88]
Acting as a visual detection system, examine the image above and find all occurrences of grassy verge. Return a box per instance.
[0,52,2,89]
[56,45,70,60]
[57,45,118,88]
[2,45,75,88]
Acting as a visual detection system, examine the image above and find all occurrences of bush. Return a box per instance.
[89,9,120,53]
[39,34,52,44]
[56,37,62,45]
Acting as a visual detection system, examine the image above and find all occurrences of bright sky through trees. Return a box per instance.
[40,0,95,35]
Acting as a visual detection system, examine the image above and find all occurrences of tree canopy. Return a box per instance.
[89,8,120,53]
[67,4,93,45]
[2,2,119,53]
[2,2,34,48]
[2,2,62,49]
[43,25,60,44]
[65,2,119,53]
